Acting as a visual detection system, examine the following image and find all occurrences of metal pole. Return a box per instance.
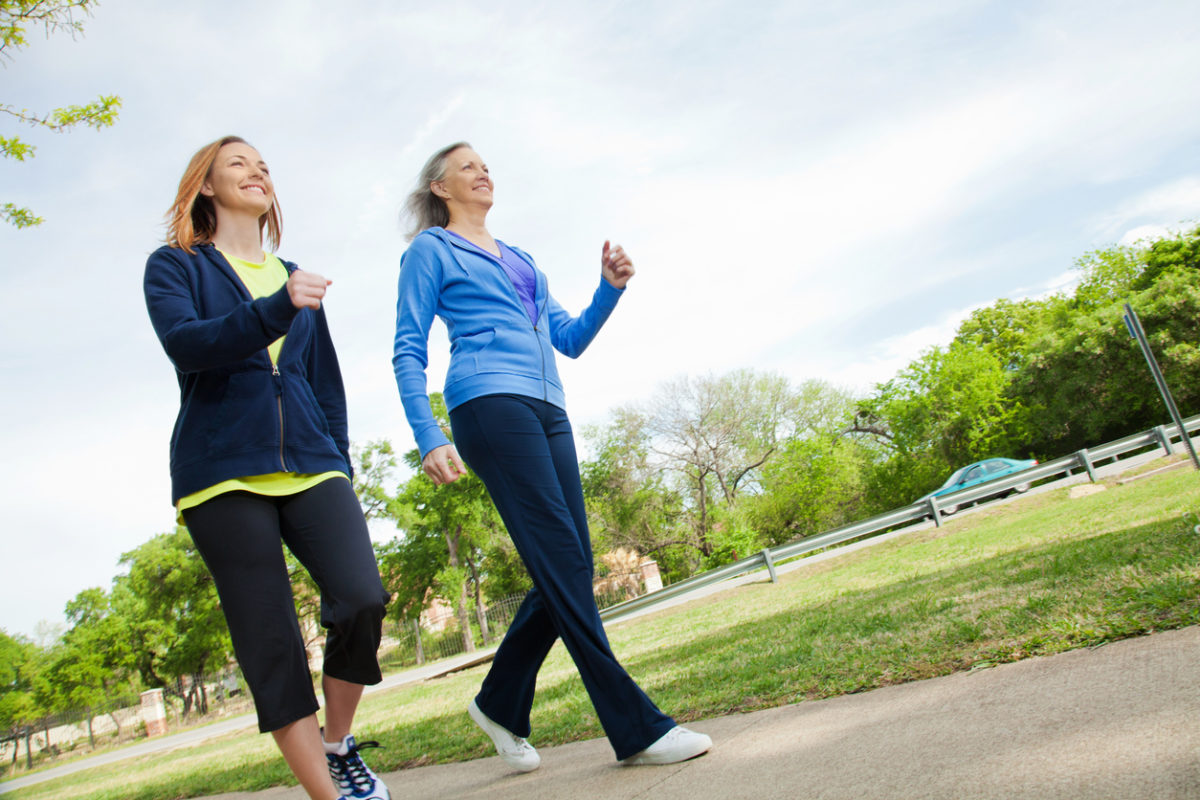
[760,548,778,583]
[1123,303,1200,470]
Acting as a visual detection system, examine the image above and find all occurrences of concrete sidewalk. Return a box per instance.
[206,625,1200,800]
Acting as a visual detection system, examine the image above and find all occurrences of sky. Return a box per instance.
[2,0,1199,641]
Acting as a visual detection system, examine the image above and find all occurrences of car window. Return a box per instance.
[940,468,968,489]
[983,460,1008,474]
[962,466,985,482]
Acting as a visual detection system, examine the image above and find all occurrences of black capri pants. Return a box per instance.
[182,477,390,732]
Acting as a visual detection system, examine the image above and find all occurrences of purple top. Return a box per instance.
[446,230,538,325]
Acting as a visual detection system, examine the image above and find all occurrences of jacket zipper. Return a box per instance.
[272,362,287,471]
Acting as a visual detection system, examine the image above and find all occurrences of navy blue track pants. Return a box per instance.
[449,393,676,760]
[182,478,389,732]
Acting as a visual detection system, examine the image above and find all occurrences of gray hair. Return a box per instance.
[403,141,472,241]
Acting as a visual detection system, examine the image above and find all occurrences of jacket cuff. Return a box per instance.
[416,425,452,461]
[257,284,301,336]
[595,278,624,310]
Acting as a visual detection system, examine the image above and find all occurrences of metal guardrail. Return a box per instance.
[599,414,1200,624]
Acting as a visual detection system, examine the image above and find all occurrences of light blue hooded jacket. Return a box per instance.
[393,228,623,458]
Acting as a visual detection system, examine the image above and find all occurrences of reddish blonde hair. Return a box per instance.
[165,135,282,253]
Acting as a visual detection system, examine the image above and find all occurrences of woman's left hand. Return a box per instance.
[601,240,635,289]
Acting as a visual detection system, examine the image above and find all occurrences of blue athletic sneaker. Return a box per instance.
[325,734,390,800]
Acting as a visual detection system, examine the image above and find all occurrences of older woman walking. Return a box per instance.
[392,142,712,772]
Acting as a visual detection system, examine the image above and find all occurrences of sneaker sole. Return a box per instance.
[468,700,541,772]
[623,738,712,765]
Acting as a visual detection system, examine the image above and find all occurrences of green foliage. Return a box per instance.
[0,1,97,52]
[0,628,41,732]
[955,296,1057,371]
[1136,226,1200,289]
[583,373,861,574]
[581,405,692,581]
[1,0,121,227]
[1071,243,1144,309]
[856,342,1028,506]
[744,436,874,545]
[352,439,398,521]
[114,529,232,689]
[371,395,520,641]
[1014,227,1200,453]
[643,369,815,556]
[41,588,137,713]
[1,201,41,227]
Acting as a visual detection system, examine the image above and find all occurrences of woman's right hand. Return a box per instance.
[423,443,468,485]
[287,270,332,309]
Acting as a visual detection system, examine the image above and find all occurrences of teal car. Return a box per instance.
[920,457,1039,515]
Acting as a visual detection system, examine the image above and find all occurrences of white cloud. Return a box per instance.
[1102,178,1200,241]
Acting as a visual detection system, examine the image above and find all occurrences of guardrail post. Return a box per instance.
[761,548,778,583]
[1155,425,1174,456]
[927,497,942,527]
[1076,449,1098,482]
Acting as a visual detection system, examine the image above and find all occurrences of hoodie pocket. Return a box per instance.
[447,328,496,380]
[204,371,275,452]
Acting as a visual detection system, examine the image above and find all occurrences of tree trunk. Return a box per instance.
[412,617,425,665]
[196,674,209,715]
[86,713,94,749]
[444,526,476,653]
[178,676,192,717]
[23,729,32,770]
[468,552,491,645]
[696,471,712,556]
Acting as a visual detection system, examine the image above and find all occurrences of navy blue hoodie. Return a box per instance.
[144,243,351,505]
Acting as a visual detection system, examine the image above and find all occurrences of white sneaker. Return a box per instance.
[468,698,541,772]
[622,726,712,765]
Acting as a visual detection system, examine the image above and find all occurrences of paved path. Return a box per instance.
[201,625,1200,800]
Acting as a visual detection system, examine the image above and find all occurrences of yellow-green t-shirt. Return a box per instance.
[224,250,289,365]
[176,249,345,522]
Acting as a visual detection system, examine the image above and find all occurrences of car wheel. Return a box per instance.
[940,503,958,515]
[1013,482,1031,493]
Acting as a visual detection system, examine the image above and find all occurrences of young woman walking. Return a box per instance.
[144,135,391,800]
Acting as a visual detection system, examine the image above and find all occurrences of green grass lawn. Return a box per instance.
[9,467,1199,800]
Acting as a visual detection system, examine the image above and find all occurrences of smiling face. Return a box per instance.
[200,141,274,217]
[432,146,494,214]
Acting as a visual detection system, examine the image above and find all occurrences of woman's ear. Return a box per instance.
[431,181,449,200]
[199,181,215,197]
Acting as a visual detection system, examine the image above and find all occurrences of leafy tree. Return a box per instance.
[645,369,800,557]
[379,395,514,652]
[581,405,692,581]
[1014,231,1200,454]
[955,296,1058,372]
[855,343,1028,508]
[743,436,874,545]
[352,439,398,521]
[1070,243,1144,310]
[114,529,231,716]
[1,0,121,227]
[41,588,136,745]
[0,628,41,769]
